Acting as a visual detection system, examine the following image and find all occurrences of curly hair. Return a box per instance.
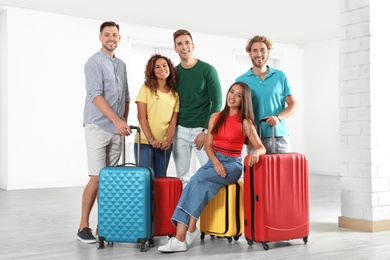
[245,35,273,53]
[144,54,178,98]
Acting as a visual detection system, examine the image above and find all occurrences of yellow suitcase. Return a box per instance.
[200,181,244,242]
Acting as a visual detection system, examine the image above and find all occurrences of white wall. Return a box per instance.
[303,40,340,176]
[0,7,8,189]
[0,6,337,190]
[1,7,99,189]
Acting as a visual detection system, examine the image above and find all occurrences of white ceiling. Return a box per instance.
[0,0,339,45]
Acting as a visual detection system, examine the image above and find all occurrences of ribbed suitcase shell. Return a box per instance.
[243,153,309,250]
[199,181,244,242]
[97,165,154,251]
[153,177,182,237]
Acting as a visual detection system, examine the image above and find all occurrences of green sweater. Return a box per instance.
[176,60,222,128]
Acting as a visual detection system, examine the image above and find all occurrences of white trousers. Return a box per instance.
[172,125,208,187]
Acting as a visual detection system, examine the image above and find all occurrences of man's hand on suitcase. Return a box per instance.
[264,116,279,127]
[114,120,131,136]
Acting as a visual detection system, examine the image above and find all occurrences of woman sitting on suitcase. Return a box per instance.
[158,82,266,253]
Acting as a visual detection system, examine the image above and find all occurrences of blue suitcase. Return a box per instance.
[97,126,155,252]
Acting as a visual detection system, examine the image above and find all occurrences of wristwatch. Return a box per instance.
[276,115,282,121]
[202,128,208,134]
[147,137,154,144]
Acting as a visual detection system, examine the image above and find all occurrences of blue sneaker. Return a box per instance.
[77,227,96,244]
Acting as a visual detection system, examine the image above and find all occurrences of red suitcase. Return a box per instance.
[243,152,309,250]
[154,177,182,235]
[140,146,182,247]
[149,176,182,246]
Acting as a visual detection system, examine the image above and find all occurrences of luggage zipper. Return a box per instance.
[249,166,257,242]
[235,182,241,235]
[224,185,229,234]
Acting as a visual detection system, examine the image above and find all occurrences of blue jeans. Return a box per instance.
[134,144,172,177]
[171,152,242,227]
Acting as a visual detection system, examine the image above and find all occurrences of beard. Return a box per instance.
[102,42,118,52]
[251,56,268,68]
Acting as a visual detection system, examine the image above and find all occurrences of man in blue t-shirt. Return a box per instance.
[236,35,297,154]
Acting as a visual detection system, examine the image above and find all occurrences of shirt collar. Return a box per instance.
[99,49,116,60]
[248,65,275,78]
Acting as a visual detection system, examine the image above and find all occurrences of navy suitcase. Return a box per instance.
[97,125,155,252]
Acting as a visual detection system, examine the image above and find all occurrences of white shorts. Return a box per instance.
[84,124,122,176]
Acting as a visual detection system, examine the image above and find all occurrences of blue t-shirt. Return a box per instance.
[236,66,293,138]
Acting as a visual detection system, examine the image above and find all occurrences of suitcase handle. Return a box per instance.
[259,119,276,154]
[122,125,141,166]
[124,126,168,174]
[147,144,168,177]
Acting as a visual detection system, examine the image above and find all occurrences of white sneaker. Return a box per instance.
[185,228,200,247]
[158,237,187,253]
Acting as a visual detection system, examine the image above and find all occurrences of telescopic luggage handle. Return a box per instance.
[122,125,167,171]
[122,125,141,166]
[259,119,276,154]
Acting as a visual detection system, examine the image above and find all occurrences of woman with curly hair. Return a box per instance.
[134,54,179,177]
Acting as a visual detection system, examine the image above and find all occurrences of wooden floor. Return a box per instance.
[1,175,390,260]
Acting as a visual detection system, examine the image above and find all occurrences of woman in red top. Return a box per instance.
[158,82,266,253]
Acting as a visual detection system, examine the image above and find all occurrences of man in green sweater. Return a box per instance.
[172,29,222,187]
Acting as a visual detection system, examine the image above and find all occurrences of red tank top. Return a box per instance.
[212,113,246,157]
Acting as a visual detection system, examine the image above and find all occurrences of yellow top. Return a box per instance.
[135,84,179,144]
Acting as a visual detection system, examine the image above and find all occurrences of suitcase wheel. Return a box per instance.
[140,242,146,252]
[200,232,205,241]
[96,237,105,249]
[96,241,103,249]
[233,235,241,241]
[303,236,308,244]
[246,238,254,246]
[148,238,154,248]
[261,242,269,251]
[96,240,113,249]
[227,237,233,243]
